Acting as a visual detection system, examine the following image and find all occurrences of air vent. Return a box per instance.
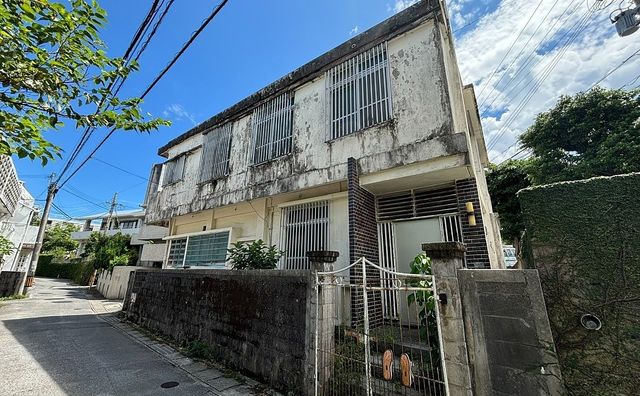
[377,185,458,221]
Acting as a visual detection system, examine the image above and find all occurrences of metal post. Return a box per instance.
[361,257,373,396]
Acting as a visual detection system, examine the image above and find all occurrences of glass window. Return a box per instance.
[166,231,230,268]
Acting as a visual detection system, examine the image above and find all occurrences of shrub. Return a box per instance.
[35,259,94,286]
[227,239,283,270]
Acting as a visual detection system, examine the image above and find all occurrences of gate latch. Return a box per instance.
[438,293,448,305]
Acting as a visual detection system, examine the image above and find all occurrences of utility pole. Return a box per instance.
[104,192,118,233]
[21,173,58,294]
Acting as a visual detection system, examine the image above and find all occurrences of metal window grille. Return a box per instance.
[376,184,458,221]
[199,123,233,183]
[326,42,392,140]
[162,155,185,186]
[280,201,329,270]
[167,238,187,267]
[377,222,399,319]
[166,231,230,268]
[251,92,294,164]
[0,155,21,215]
[440,214,463,242]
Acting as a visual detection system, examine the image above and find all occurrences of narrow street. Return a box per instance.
[0,277,211,396]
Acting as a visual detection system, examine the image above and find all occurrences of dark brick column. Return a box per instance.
[347,157,382,327]
[455,178,490,269]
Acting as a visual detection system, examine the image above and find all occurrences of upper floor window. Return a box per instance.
[119,220,139,229]
[162,155,185,186]
[251,92,294,165]
[199,123,233,183]
[326,42,392,140]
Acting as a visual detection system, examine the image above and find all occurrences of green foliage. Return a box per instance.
[0,0,170,163]
[227,239,282,270]
[0,293,27,301]
[0,235,15,262]
[520,88,640,185]
[519,173,640,395]
[183,340,214,360]
[407,253,440,367]
[486,159,531,245]
[83,232,137,272]
[42,223,79,258]
[35,259,93,285]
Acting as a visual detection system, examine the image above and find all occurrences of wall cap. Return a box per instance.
[422,242,467,259]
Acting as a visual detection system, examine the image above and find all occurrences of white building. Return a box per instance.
[72,209,167,267]
[143,2,504,274]
[0,156,38,272]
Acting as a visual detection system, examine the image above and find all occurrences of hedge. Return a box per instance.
[518,173,640,395]
[35,255,95,286]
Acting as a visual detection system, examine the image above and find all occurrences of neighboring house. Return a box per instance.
[0,156,38,272]
[143,2,504,272]
[71,209,167,268]
[45,217,86,230]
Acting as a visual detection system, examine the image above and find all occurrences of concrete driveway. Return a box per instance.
[0,277,212,396]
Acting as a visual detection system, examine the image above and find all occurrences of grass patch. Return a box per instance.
[183,340,215,360]
[0,294,27,301]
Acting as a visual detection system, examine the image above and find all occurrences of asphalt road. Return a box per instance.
[0,277,212,396]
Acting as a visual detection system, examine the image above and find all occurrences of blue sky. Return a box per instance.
[13,0,639,218]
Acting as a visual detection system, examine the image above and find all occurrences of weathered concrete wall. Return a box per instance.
[123,268,314,394]
[0,271,23,297]
[96,266,136,299]
[458,269,563,396]
[145,15,470,224]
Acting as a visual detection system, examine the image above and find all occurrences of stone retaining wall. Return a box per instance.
[123,268,314,394]
[0,271,23,297]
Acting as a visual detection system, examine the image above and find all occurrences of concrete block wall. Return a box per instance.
[124,268,314,394]
[96,266,137,299]
[0,271,22,297]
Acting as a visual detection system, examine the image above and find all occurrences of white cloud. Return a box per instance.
[163,104,197,126]
[392,0,419,14]
[349,25,360,36]
[452,0,640,163]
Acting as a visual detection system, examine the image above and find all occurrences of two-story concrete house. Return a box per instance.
[143,1,503,276]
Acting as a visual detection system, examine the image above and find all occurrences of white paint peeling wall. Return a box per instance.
[147,19,471,225]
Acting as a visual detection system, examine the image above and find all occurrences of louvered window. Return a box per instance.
[326,42,392,140]
[280,201,329,270]
[376,185,458,221]
[252,92,294,164]
[199,123,233,183]
[162,155,185,186]
[166,231,230,268]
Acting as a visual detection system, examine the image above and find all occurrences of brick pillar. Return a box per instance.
[423,242,473,396]
[456,178,491,269]
[307,251,339,395]
[347,158,382,327]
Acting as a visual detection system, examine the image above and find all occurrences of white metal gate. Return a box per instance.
[314,257,448,395]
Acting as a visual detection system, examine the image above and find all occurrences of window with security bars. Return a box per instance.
[199,123,233,183]
[166,231,230,268]
[280,201,329,270]
[326,42,392,140]
[162,155,185,186]
[252,92,294,164]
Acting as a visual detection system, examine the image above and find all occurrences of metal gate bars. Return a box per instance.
[314,257,448,395]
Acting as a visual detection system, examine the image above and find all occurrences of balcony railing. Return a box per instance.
[0,156,22,216]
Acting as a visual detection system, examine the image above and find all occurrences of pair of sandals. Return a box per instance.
[382,350,413,386]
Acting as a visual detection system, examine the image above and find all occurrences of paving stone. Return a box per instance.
[182,361,210,373]
[219,385,254,395]
[197,368,224,381]
[207,376,240,391]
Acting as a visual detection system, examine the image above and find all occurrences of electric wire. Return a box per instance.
[92,157,150,181]
[475,0,545,100]
[591,48,640,89]
[57,0,230,190]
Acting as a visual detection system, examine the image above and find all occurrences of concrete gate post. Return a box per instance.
[422,242,474,396]
[306,250,339,395]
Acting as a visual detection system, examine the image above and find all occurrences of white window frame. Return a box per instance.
[164,227,234,269]
[251,92,294,165]
[279,200,330,270]
[325,41,393,140]
[199,123,233,183]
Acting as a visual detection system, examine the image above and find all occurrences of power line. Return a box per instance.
[51,202,72,220]
[57,0,230,189]
[56,0,167,183]
[92,157,149,181]
[591,47,640,89]
[59,187,109,210]
[475,0,545,100]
